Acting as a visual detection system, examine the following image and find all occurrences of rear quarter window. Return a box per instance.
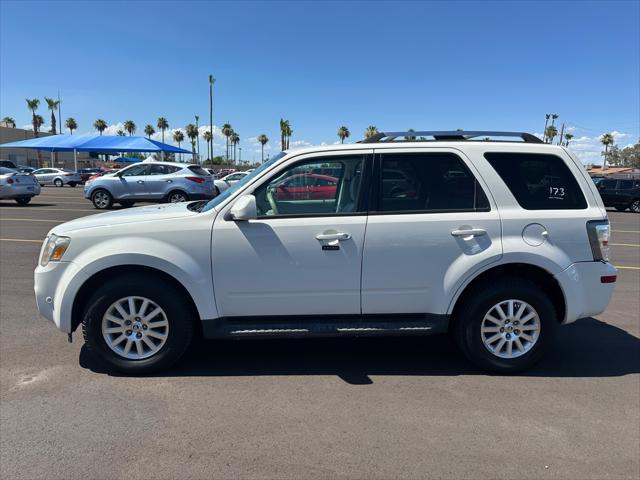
[187,166,209,176]
[484,152,587,210]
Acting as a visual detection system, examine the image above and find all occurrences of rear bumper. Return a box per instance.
[555,261,617,324]
[0,184,41,199]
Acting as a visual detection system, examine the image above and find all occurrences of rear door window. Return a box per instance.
[617,180,634,189]
[484,153,587,210]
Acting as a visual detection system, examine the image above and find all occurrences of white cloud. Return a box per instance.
[565,129,635,165]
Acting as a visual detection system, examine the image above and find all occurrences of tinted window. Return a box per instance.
[254,156,365,217]
[485,153,586,210]
[618,180,634,189]
[378,153,489,213]
[187,166,207,176]
[121,164,149,177]
[599,179,616,189]
[148,164,180,175]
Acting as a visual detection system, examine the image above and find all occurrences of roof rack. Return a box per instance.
[359,130,543,144]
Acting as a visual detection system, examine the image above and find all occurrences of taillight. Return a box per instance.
[185,176,205,184]
[586,220,610,262]
[64,173,73,176]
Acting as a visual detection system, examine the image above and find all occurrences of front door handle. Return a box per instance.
[137,180,145,184]
[451,228,487,237]
[315,232,351,241]
[166,179,173,183]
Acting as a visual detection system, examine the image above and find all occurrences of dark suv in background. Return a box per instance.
[597,177,640,213]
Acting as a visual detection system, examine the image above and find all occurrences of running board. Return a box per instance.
[201,314,449,339]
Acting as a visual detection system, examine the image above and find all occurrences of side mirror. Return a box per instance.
[230,194,257,221]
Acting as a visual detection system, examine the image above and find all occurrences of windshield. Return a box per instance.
[201,152,286,213]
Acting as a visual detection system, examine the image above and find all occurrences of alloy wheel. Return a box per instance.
[93,192,110,208]
[169,193,187,203]
[631,200,640,213]
[480,299,541,359]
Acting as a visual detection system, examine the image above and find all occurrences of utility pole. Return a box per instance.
[238,146,242,165]
[558,123,565,146]
[209,75,215,162]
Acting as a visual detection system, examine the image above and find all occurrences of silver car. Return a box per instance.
[32,168,82,187]
[83,161,215,209]
[0,167,41,205]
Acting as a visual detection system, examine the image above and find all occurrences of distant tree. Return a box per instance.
[34,114,45,132]
[65,117,77,135]
[337,126,350,144]
[279,118,291,150]
[194,115,200,159]
[185,124,198,161]
[26,98,40,137]
[545,125,558,144]
[618,143,640,168]
[543,114,551,142]
[202,130,212,160]
[173,129,185,162]
[221,123,233,160]
[364,125,378,139]
[2,116,16,127]
[230,132,240,163]
[600,132,615,168]
[157,117,169,142]
[563,133,574,147]
[405,128,416,141]
[116,130,126,136]
[45,97,60,134]
[123,120,136,136]
[257,134,269,162]
[93,119,107,135]
[209,74,215,162]
[144,124,156,139]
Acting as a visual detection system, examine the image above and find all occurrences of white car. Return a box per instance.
[214,171,249,195]
[34,130,616,374]
[32,168,82,187]
[0,168,41,204]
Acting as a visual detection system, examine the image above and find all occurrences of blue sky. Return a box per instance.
[1,0,638,163]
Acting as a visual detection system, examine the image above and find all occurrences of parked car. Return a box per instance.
[34,130,616,374]
[32,168,82,187]
[0,160,17,169]
[274,173,338,200]
[77,168,102,183]
[596,178,640,213]
[0,168,41,204]
[17,166,36,173]
[86,168,121,182]
[214,171,250,195]
[83,161,215,209]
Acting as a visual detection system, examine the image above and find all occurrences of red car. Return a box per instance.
[275,173,338,200]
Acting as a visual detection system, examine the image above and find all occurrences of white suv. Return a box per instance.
[34,131,617,374]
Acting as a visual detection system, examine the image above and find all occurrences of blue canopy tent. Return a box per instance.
[0,135,191,169]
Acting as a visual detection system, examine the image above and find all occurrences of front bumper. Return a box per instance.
[554,261,617,323]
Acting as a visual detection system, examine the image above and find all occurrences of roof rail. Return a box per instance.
[359,130,544,144]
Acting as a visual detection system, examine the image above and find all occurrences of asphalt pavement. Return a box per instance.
[1,186,638,479]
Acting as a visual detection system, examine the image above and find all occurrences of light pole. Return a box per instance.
[238,147,242,165]
[195,115,200,164]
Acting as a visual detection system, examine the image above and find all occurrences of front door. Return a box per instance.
[115,164,150,200]
[361,148,503,315]
[212,151,372,317]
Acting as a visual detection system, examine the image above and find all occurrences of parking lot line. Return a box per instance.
[610,243,640,247]
[612,230,640,234]
[0,218,63,223]
[0,238,42,243]
[0,207,93,212]
[614,265,640,270]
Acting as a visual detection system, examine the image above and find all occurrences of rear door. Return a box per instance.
[145,164,181,199]
[597,179,619,206]
[361,148,502,315]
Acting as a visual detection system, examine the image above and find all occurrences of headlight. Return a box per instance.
[40,234,71,267]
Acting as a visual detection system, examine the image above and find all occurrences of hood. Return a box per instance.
[54,202,199,234]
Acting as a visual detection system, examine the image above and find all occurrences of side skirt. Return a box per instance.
[201,314,450,340]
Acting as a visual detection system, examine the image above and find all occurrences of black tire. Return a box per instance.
[54,178,63,187]
[166,190,189,203]
[630,199,640,214]
[15,197,31,205]
[82,274,194,374]
[119,201,135,208]
[615,206,627,212]
[69,182,77,188]
[91,189,113,209]
[452,278,558,373]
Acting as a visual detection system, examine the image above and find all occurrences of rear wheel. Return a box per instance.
[54,178,63,187]
[91,189,113,209]
[15,197,31,205]
[453,278,557,373]
[69,182,77,187]
[167,190,189,203]
[82,274,194,374]
[615,206,627,212]
[630,199,640,213]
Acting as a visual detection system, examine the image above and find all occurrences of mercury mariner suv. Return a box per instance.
[34,131,617,374]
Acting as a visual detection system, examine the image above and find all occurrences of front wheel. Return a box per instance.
[91,189,113,209]
[15,197,31,205]
[452,278,557,373]
[630,199,640,213]
[82,274,194,374]
[54,179,63,187]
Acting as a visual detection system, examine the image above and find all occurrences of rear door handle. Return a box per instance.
[315,232,351,241]
[137,180,145,184]
[166,179,173,183]
[451,228,487,237]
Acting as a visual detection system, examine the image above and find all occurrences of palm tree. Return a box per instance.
[34,115,45,132]
[601,133,614,168]
[221,123,233,160]
[543,114,550,142]
[2,116,16,127]
[545,125,557,144]
[65,117,77,135]
[551,113,559,127]
[337,126,350,144]
[26,98,40,137]
[564,133,574,147]
[202,130,212,161]
[365,125,379,139]
[185,124,198,162]
[173,130,185,162]
[123,120,136,136]
[144,124,155,139]
[93,119,107,135]
[405,128,416,141]
[44,97,60,134]
[116,130,126,136]
[279,118,290,150]
[257,134,269,162]
[230,132,240,163]
[209,74,215,162]
[157,117,169,142]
